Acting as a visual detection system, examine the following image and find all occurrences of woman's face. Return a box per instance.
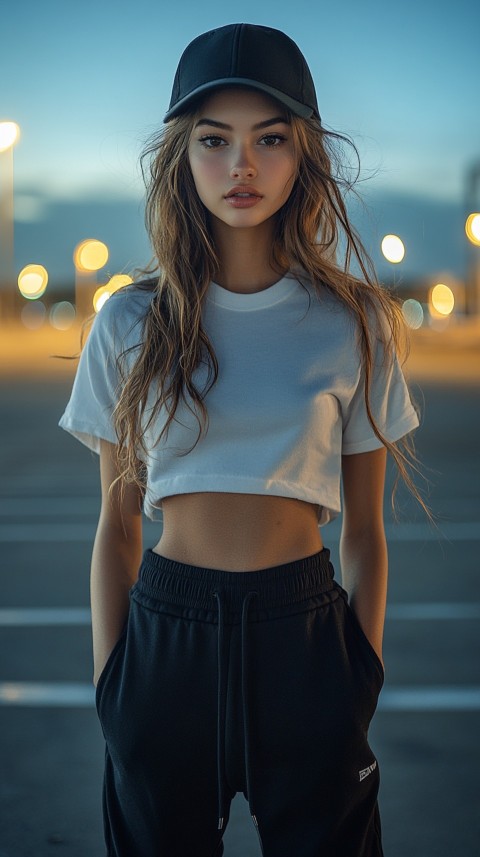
[188,88,297,232]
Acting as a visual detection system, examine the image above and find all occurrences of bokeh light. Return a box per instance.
[21,300,46,330]
[92,274,133,312]
[106,274,133,293]
[74,239,109,272]
[465,213,480,246]
[50,301,76,330]
[431,283,455,316]
[18,264,48,299]
[0,121,20,152]
[93,286,111,313]
[381,234,405,263]
[402,299,424,329]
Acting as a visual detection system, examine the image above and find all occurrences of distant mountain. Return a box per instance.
[13,189,467,290]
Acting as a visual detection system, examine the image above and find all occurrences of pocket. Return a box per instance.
[95,628,128,713]
[341,593,385,686]
[335,581,385,688]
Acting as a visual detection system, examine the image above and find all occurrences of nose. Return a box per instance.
[230,146,257,180]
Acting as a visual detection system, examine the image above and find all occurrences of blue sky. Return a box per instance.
[1,0,479,281]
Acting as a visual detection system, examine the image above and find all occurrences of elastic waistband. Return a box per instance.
[136,548,335,613]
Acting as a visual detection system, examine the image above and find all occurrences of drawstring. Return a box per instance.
[241,591,259,830]
[213,589,259,835]
[213,590,227,831]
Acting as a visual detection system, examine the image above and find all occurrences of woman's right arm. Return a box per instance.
[91,439,144,686]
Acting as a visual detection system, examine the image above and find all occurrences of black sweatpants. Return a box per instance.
[95,548,385,857]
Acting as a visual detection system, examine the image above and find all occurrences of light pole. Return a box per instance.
[381,234,405,288]
[0,121,20,323]
[465,162,480,316]
[465,210,480,316]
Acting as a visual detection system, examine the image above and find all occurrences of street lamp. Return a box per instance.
[465,213,480,247]
[381,233,405,290]
[18,264,49,300]
[430,283,455,316]
[0,120,20,323]
[74,239,109,272]
[0,122,20,153]
[465,212,480,315]
[381,234,405,264]
[465,161,480,314]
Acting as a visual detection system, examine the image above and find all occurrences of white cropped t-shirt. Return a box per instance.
[59,275,419,525]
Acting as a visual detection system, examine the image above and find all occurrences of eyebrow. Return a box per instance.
[194,117,289,131]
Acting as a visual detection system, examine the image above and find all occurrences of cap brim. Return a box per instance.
[164,78,317,122]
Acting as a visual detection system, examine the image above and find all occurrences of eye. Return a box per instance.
[198,135,225,149]
[260,134,287,147]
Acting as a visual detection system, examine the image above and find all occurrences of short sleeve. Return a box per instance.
[342,335,419,455]
[58,303,122,453]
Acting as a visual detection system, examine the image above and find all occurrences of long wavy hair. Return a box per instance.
[111,95,426,516]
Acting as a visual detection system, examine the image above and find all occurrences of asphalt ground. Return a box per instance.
[0,346,479,856]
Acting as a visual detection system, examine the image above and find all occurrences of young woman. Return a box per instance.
[60,23,421,857]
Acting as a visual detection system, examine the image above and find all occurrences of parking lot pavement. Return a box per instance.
[0,376,479,856]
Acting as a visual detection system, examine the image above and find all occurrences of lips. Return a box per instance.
[225,185,263,199]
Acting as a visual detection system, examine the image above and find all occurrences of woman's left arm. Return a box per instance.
[340,447,388,668]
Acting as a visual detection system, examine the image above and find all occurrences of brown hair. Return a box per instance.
[111,99,427,516]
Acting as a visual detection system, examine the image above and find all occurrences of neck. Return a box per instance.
[211,217,287,293]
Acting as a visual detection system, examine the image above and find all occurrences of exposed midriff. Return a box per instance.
[153,492,324,572]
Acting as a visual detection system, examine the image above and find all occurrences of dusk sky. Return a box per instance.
[2,0,479,282]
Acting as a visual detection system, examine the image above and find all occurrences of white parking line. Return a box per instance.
[387,603,480,619]
[0,608,92,625]
[1,682,479,710]
[0,682,94,706]
[1,603,480,625]
[379,687,480,711]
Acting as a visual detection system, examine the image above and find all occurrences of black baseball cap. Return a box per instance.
[164,23,320,122]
